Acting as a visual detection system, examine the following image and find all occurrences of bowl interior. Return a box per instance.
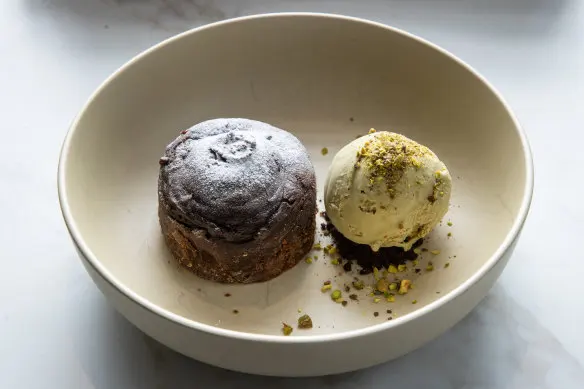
[62,15,527,336]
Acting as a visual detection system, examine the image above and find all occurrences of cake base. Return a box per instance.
[159,201,316,284]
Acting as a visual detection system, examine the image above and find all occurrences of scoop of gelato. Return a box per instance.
[324,130,451,251]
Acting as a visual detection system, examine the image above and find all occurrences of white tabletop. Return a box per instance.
[1,1,583,388]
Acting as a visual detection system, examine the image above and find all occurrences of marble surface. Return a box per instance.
[1,0,583,388]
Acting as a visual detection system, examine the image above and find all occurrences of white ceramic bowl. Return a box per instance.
[58,13,533,376]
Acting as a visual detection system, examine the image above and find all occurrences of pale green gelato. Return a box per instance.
[324,131,451,251]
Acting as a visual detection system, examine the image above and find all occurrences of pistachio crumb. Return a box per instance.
[298,314,313,329]
[313,243,322,250]
[373,267,381,280]
[426,262,434,271]
[447,232,452,237]
[321,284,332,292]
[430,250,441,255]
[305,257,313,264]
[321,147,329,156]
[331,290,342,301]
[386,294,395,302]
[331,258,340,265]
[412,300,418,304]
[369,128,377,134]
[352,280,365,290]
[376,279,389,293]
[398,280,412,295]
[282,323,293,336]
[447,221,453,227]
[389,282,398,291]
[397,264,407,272]
[388,264,398,274]
[444,262,451,268]
[373,297,381,303]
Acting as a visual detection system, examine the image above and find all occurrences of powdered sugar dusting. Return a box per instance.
[158,118,315,242]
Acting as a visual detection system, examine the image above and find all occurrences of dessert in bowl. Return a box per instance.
[58,13,533,376]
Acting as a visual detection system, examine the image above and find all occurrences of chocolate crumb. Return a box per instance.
[343,261,352,272]
[350,117,354,122]
[373,312,379,317]
[349,294,358,301]
[386,309,392,314]
[341,300,348,307]
[224,293,231,297]
[344,285,351,293]
[232,309,239,314]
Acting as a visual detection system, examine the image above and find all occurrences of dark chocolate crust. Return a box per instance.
[158,118,316,283]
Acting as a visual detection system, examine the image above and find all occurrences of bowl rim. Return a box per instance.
[57,12,534,344]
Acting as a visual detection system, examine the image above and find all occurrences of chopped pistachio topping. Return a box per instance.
[444,262,451,268]
[321,147,329,156]
[397,264,407,272]
[426,262,434,271]
[305,257,313,264]
[313,243,322,250]
[373,297,381,303]
[386,294,395,302]
[330,258,340,265]
[430,250,441,255]
[356,132,434,194]
[447,221,453,227]
[389,282,398,291]
[331,290,342,301]
[388,264,398,274]
[321,284,332,292]
[412,300,418,304]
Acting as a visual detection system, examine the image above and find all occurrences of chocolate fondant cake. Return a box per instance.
[158,118,316,283]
